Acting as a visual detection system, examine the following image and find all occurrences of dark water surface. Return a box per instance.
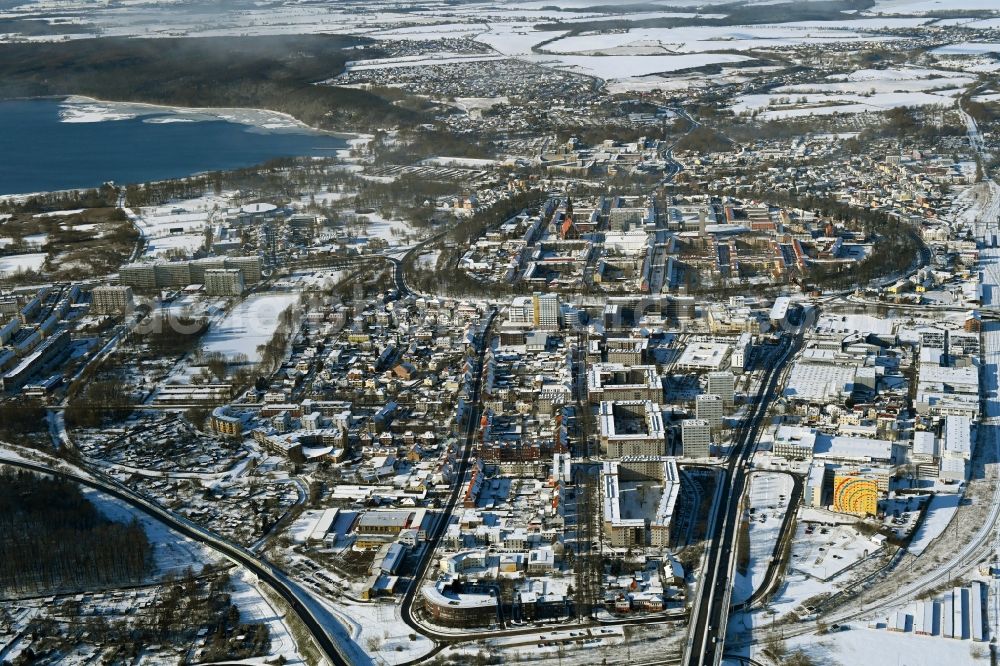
[0,99,346,195]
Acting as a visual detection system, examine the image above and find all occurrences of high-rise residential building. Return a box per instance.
[90,285,134,316]
[532,292,560,330]
[707,370,736,407]
[681,419,711,458]
[154,262,192,288]
[189,257,227,283]
[832,473,878,516]
[696,393,724,429]
[508,296,533,325]
[732,333,753,373]
[204,268,245,296]
[118,263,157,290]
[224,256,263,284]
[118,256,262,290]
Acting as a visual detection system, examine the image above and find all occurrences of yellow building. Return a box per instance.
[832,474,878,516]
[211,407,242,437]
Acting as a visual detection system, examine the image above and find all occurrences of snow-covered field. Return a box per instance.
[143,232,205,258]
[536,22,916,58]
[230,569,305,665]
[933,42,1000,56]
[352,211,415,247]
[876,0,1000,14]
[8,0,990,93]
[201,293,300,363]
[323,598,437,665]
[135,201,218,239]
[523,52,751,81]
[908,492,962,556]
[791,518,879,582]
[415,249,440,269]
[782,624,989,665]
[747,511,884,622]
[732,87,962,121]
[0,252,47,276]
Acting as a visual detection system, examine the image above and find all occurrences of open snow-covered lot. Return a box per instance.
[908,492,962,556]
[230,569,306,665]
[791,518,879,582]
[0,252,46,276]
[748,509,885,622]
[201,293,300,364]
[733,472,795,605]
[143,232,205,258]
[731,75,967,120]
[133,192,232,239]
[782,624,989,665]
[82,487,218,578]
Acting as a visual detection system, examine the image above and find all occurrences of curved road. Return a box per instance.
[0,455,363,666]
[730,470,803,613]
[398,308,497,636]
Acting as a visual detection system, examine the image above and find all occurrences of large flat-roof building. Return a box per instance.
[508,296,533,326]
[916,365,980,419]
[941,414,974,481]
[676,341,731,372]
[599,400,666,457]
[421,579,498,628]
[783,360,857,403]
[605,337,649,365]
[355,508,430,549]
[587,363,661,404]
[771,425,897,465]
[771,425,817,459]
[601,457,680,549]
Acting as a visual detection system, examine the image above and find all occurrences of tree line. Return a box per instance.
[0,35,420,132]
[0,468,150,596]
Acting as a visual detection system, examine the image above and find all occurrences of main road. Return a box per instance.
[684,330,801,666]
[399,307,498,634]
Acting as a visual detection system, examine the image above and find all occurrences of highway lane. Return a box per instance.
[684,332,800,666]
[0,455,364,666]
